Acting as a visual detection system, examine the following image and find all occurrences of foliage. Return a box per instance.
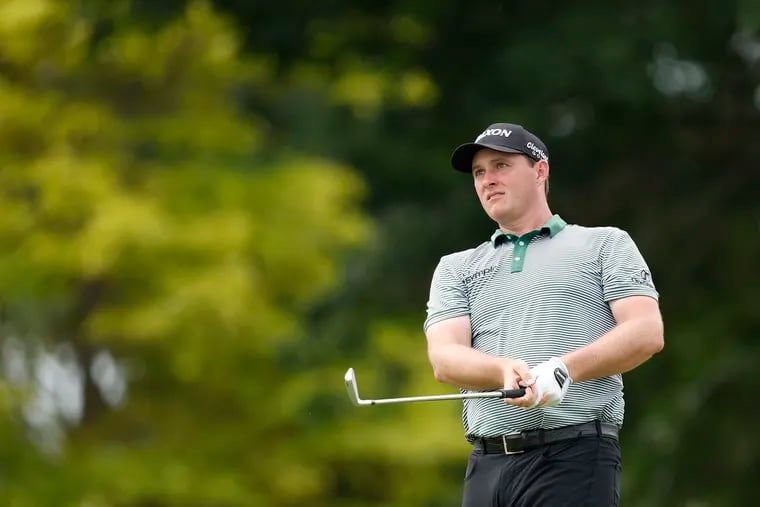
[0,0,758,506]
[0,1,369,505]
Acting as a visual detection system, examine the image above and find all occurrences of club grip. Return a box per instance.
[499,388,526,399]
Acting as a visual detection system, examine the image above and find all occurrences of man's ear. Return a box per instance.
[536,160,550,186]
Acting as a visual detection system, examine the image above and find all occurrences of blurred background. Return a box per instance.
[0,0,758,505]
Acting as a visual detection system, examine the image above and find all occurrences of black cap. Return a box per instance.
[451,123,549,173]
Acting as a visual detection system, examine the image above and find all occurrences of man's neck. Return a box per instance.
[497,209,553,237]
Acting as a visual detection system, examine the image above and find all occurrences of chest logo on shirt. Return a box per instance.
[463,266,497,286]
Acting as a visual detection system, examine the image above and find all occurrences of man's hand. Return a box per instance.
[528,357,573,407]
[501,358,538,408]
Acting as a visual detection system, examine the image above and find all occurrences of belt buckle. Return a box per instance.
[502,434,524,455]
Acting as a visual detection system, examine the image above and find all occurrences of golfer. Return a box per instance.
[424,122,664,506]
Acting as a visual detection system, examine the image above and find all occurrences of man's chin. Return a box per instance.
[486,203,523,224]
[485,207,510,224]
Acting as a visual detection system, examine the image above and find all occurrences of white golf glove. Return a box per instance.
[529,357,572,407]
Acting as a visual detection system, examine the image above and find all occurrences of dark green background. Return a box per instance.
[0,0,757,505]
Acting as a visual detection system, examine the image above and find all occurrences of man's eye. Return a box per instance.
[474,169,485,177]
[496,162,508,169]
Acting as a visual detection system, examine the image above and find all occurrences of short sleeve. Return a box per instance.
[423,257,470,331]
[600,229,659,302]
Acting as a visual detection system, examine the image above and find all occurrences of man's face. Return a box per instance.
[471,149,546,224]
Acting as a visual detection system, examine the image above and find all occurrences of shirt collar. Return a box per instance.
[490,214,567,247]
[542,214,567,238]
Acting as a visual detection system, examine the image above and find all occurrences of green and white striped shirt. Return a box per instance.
[424,215,658,438]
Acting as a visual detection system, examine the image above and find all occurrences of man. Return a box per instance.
[424,122,664,506]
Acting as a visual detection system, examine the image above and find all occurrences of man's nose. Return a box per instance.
[482,170,497,186]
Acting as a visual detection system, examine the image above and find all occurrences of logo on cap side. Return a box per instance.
[475,128,512,143]
[526,141,548,161]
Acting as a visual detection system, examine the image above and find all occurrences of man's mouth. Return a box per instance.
[486,192,504,201]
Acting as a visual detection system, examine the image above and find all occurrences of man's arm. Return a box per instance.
[561,295,664,383]
[426,316,535,399]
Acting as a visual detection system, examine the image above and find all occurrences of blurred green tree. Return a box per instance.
[0,1,374,505]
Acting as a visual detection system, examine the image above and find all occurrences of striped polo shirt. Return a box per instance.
[424,215,659,438]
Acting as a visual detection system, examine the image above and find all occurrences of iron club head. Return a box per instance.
[344,367,371,406]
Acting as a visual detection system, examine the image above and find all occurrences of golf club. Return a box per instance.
[344,367,526,406]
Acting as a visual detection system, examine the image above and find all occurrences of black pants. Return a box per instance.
[462,435,621,507]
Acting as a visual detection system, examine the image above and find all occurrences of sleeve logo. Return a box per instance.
[630,269,654,288]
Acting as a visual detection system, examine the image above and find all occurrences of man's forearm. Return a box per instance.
[562,317,664,383]
[428,343,508,391]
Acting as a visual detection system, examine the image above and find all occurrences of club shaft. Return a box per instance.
[360,390,522,405]
[344,368,525,407]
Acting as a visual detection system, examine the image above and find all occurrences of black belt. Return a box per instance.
[472,420,619,455]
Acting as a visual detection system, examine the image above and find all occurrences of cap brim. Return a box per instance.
[450,143,525,173]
